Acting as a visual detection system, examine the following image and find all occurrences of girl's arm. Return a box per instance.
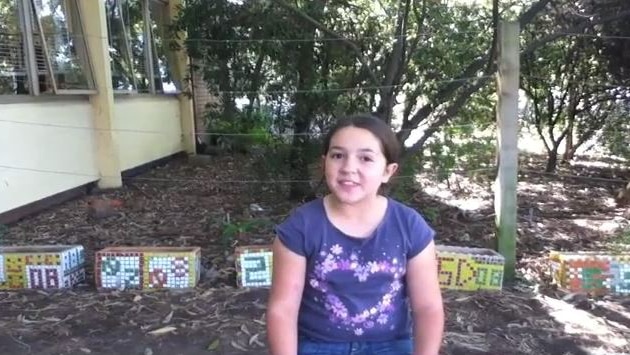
[266,237,307,355]
[406,240,445,355]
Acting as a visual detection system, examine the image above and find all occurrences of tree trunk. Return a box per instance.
[562,119,574,163]
[375,0,411,123]
[545,148,559,173]
[288,1,324,201]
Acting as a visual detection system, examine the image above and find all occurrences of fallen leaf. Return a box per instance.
[200,289,214,298]
[80,348,91,353]
[230,340,248,351]
[148,326,177,335]
[17,315,40,324]
[455,296,473,302]
[240,324,250,336]
[133,295,142,302]
[184,309,199,316]
[207,339,220,351]
[162,310,173,324]
[43,317,62,322]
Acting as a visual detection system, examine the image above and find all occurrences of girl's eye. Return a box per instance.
[360,156,373,162]
[331,153,343,159]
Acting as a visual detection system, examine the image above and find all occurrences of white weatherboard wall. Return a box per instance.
[113,96,182,171]
[0,100,99,213]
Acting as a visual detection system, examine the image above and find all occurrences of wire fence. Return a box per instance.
[0,163,497,183]
[9,30,625,43]
[1,18,630,192]
[0,162,628,186]
[0,118,488,136]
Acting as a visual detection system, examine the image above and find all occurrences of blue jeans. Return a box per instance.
[298,336,413,355]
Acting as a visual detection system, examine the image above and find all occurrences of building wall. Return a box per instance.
[0,99,98,214]
[0,0,194,222]
[0,96,184,215]
[113,96,182,171]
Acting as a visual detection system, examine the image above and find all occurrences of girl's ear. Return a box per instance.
[382,163,399,183]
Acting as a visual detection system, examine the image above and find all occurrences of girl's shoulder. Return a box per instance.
[285,197,326,220]
[383,197,436,258]
[275,198,328,258]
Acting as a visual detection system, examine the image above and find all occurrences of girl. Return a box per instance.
[266,114,444,355]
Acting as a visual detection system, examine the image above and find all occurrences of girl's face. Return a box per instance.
[322,126,398,206]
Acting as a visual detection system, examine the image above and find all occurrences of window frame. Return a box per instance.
[0,0,180,99]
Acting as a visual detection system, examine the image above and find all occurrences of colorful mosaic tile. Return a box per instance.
[0,245,86,290]
[234,244,505,291]
[550,251,630,295]
[436,245,505,291]
[235,246,273,288]
[94,247,201,290]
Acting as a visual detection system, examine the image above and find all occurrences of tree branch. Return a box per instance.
[485,0,499,73]
[270,0,382,91]
[403,78,490,155]
[400,0,625,145]
[518,0,552,28]
[376,0,412,121]
[521,8,630,57]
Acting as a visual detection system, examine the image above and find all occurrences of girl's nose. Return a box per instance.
[340,157,358,172]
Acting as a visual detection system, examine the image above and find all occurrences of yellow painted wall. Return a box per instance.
[113,96,182,171]
[0,100,99,214]
[0,96,184,215]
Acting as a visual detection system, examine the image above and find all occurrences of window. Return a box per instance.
[0,0,180,96]
[0,0,28,94]
[147,0,177,93]
[29,0,95,93]
[0,0,95,95]
[105,0,178,94]
[106,0,147,91]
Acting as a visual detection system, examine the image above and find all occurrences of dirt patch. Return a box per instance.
[1,154,630,354]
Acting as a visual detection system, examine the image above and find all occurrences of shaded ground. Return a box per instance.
[1,153,630,354]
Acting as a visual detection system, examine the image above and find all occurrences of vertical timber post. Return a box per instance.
[80,0,122,189]
[165,0,196,155]
[495,21,519,282]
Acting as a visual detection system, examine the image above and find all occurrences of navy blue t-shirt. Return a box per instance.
[275,197,435,342]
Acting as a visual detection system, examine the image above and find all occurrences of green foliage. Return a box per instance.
[175,1,499,153]
[589,0,630,84]
[599,104,630,160]
[175,0,628,194]
[616,229,630,245]
[419,206,439,225]
[518,5,623,171]
[424,123,496,184]
[248,139,323,197]
[608,226,630,253]
[220,217,274,249]
[390,153,423,204]
[205,107,280,153]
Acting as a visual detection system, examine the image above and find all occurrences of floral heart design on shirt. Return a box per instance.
[309,244,406,336]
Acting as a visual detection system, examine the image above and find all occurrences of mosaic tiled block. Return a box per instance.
[0,245,86,290]
[436,245,505,291]
[235,245,273,288]
[550,251,630,295]
[94,246,201,290]
[234,244,505,291]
